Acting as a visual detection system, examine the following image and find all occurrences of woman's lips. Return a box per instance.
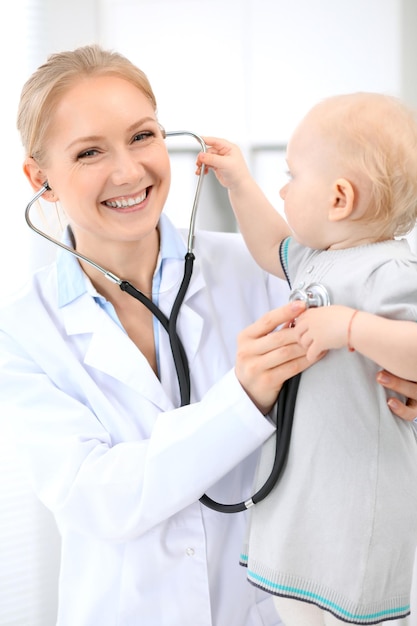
[103,188,148,209]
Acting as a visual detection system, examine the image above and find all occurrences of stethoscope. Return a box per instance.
[25,130,331,513]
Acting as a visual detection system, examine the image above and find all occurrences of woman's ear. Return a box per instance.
[328,177,354,222]
[23,157,56,202]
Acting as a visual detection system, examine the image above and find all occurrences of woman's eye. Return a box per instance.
[78,148,99,159]
[132,131,154,143]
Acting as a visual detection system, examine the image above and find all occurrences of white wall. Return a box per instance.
[97,0,410,229]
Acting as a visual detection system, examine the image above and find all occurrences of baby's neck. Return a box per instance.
[326,233,393,250]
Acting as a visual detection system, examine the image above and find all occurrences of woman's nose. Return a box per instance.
[279,183,288,200]
[111,150,144,185]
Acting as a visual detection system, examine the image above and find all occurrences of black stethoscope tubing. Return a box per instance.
[123,250,300,514]
[25,130,298,514]
[119,253,194,407]
[124,248,300,513]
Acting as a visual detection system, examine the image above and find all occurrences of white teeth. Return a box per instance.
[104,191,146,208]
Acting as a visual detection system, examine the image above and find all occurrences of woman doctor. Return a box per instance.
[0,44,416,626]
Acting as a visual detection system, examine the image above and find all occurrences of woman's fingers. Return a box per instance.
[377,370,417,422]
[243,301,306,341]
[235,302,307,414]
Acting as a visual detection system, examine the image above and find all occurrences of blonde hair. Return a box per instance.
[17,44,157,166]
[312,92,417,238]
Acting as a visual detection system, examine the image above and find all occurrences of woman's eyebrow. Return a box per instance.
[65,117,158,150]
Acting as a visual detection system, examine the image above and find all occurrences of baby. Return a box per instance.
[197,92,417,625]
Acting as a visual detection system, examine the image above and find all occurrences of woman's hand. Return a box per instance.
[235,300,315,415]
[237,301,417,422]
[377,370,417,422]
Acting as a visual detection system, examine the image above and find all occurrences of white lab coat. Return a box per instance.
[0,218,289,626]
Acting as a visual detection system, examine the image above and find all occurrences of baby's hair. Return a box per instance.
[17,44,157,166]
[313,92,417,238]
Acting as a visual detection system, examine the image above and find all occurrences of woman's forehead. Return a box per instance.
[46,76,157,145]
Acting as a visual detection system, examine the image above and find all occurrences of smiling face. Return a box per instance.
[28,74,171,260]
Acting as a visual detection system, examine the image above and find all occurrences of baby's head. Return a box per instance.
[301,92,417,241]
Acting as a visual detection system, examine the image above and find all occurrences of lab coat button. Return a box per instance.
[185,547,195,556]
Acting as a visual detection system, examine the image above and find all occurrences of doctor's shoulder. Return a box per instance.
[190,228,289,304]
[191,229,260,273]
[0,262,59,328]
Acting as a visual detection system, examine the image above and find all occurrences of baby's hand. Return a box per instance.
[196,136,252,191]
[293,305,355,361]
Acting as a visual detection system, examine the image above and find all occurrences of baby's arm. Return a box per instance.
[197,136,290,278]
[294,305,417,382]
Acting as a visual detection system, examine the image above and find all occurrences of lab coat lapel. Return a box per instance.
[62,295,174,411]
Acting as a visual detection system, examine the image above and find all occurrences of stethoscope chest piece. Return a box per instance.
[289,282,331,308]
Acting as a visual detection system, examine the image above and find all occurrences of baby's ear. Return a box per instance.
[328,177,354,221]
